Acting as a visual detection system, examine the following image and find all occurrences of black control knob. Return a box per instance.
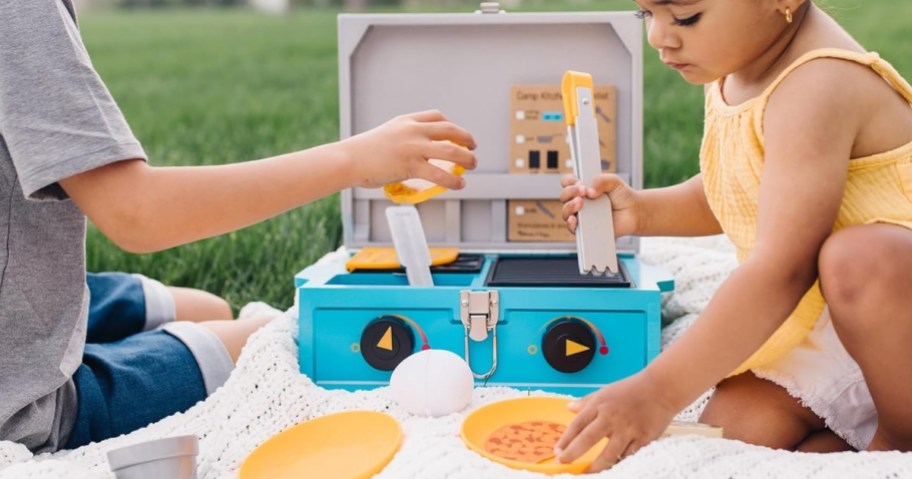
[360,316,415,371]
[542,318,596,373]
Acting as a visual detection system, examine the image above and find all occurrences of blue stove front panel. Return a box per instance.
[296,253,671,397]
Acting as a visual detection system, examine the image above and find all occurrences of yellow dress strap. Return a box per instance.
[760,48,912,104]
[870,56,912,104]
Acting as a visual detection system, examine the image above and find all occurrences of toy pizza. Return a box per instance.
[483,420,566,463]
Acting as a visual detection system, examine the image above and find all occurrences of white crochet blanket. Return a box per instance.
[3,236,911,478]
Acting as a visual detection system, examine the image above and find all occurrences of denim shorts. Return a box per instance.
[64,273,233,449]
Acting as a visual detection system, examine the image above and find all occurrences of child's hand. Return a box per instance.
[554,375,677,472]
[559,173,639,237]
[341,110,477,189]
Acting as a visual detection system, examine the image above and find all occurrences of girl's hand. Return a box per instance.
[559,173,639,237]
[554,375,678,472]
[340,110,477,189]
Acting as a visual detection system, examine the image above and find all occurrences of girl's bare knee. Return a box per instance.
[819,225,912,338]
[818,227,881,307]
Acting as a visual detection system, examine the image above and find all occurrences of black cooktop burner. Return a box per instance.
[485,256,630,287]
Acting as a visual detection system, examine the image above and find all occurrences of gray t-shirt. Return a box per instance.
[0,0,146,452]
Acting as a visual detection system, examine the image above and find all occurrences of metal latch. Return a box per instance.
[459,290,499,379]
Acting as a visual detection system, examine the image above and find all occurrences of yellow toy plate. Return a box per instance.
[460,397,607,475]
[238,411,402,479]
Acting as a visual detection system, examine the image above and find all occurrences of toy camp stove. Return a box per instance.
[295,5,673,396]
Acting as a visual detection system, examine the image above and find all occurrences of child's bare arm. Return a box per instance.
[643,58,861,418]
[59,110,476,253]
[560,172,721,238]
[636,174,722,236]
[557,60,865,469]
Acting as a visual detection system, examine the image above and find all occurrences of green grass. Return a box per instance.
[80,10,343,311]
[78,0,912,311]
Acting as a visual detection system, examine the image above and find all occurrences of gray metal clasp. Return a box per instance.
[459,290,500,379]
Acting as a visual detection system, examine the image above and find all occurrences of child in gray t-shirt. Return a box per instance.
[0,0,477,452]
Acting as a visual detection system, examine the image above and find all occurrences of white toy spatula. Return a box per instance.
[385,205,434,286]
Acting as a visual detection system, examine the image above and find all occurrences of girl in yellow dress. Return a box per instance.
[557,0,912,471]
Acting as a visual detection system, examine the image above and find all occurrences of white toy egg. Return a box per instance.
[389,349,474,417]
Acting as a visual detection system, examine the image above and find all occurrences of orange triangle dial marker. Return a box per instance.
[377,326,394,351]
[565,339,590,357]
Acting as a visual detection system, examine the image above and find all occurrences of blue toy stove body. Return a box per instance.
[295,9,670,397]
[296,253,672,397]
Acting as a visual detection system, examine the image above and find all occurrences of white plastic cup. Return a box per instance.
[107,435,199,479]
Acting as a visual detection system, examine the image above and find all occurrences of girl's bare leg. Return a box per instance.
[796,429,854,453]
[819,224,912,451]
[700,372,825,449]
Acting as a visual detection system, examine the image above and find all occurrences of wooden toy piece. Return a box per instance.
[662,421,724,438]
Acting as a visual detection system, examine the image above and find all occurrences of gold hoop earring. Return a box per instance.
[785,7,793,24]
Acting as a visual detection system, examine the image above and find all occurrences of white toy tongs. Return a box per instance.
[562,71,619,275]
